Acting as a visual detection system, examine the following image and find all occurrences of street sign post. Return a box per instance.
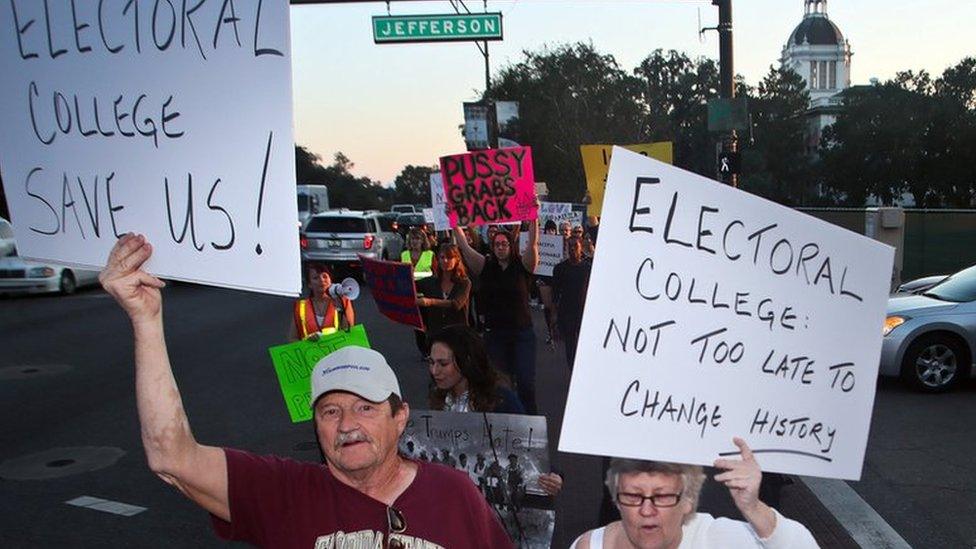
[372,13,503,44]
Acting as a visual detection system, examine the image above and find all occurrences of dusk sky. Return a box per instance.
[289,0,974,184]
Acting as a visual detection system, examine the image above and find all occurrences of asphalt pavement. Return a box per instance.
[1,283,974,547]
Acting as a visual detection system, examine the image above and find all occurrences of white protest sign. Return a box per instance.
[559,148,894,480]
[422,208,435,223]
[0,2,299,296]
[539,202,582,228]
[429,173,450,231]
[521,233,563,277]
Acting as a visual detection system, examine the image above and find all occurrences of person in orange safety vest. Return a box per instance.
[288,264,355,341]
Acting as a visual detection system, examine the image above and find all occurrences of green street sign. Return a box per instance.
[707,98,749,133]
[372,13,503,44]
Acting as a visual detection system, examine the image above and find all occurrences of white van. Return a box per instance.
[297,185,330,226]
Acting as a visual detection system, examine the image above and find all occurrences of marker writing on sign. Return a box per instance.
[441,148,529,225]
[618,379,723,439]
[628,178,864,302]
[27,82,184,148]
[8,0,283,61]
[24,167,126,239]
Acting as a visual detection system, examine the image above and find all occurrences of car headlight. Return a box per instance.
[27,266,56,278]
[883,316,909,336]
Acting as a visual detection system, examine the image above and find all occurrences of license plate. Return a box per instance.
[327,239,341,248]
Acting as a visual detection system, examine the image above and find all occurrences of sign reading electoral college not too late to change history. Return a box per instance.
[559,148,894,480]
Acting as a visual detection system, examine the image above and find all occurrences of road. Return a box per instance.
[1,283,973,547]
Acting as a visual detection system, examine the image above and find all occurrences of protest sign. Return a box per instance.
[422,208,435,223]
[520,233,563,277]
[439,147,537,227]
[268,326,371,423]
[402,411,554,549]
[538,201,582,228]
[580,142,673,217]
[428,172,450,231]
[0,2,299,296]
[559,149,894,480]
[361,257,425,330]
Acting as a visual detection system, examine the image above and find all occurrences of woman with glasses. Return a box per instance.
[425,325,563,497]
[416,243,471,350]
[570,438,816,548]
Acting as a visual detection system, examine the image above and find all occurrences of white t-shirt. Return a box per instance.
[570,510,820,549]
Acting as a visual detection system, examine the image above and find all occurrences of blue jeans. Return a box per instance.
[487,326,538,414]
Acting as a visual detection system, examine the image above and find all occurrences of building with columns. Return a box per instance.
[780,0,853,152]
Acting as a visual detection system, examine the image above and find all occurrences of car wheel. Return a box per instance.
[59,271,77,295]
[901,334,967,393]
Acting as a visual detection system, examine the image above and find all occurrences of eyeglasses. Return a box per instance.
[387,506,406,548]
[616,492,682,508]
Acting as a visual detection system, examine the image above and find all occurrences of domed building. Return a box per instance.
[780,0,852,151]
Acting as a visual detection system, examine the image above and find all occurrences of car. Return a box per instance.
[896,274,949,295]
[376,212,400,235]
[300,211,404,274]
[391,204,417,214]
[0,218,100,295]
[395,212,427,238]
[880,264,976,392]
[0,217,15,258]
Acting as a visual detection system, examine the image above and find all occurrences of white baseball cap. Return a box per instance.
[310,346,401,407]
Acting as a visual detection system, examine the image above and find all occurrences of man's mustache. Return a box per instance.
[336,430,370,448]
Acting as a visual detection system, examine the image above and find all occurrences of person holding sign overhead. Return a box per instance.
[454,219,540,414]
[570,438,817,549]
[98,234,513,548]
[288,264,355,341]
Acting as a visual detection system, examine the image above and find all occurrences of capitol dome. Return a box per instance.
[788,15,845,47]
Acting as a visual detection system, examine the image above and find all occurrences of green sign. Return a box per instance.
[707,98,749,133]
[268,325,371,423]
[372,13,503,44]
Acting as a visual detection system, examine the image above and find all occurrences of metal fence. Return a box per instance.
[798,208,976,280]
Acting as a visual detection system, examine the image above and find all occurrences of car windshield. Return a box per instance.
[923,265,976,302]
[398,214,424,225]
[297,195,310,212]
[305,217,368,233]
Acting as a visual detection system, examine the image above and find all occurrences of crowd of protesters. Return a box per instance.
[99,202,819,547]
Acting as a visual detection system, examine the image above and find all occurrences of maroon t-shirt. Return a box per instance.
[211,449,513,548]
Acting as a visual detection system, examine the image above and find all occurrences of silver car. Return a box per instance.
[881,265,976,392]
[300,211,404,273]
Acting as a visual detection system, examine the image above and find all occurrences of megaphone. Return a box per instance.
[327,277,360,300]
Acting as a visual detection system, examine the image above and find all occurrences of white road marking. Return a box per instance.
[66,496,146,517]
[799,476,911,549]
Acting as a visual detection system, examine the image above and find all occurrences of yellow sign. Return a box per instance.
[580,142,673,215]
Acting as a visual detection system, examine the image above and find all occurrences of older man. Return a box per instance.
[100,234,513,549]
[570,438,818,548]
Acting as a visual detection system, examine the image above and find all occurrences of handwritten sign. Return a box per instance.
[402,411,554,548]
[580,142,673,217]
[520,233,563,277]
[362,257,425,330]
[538,201,582,228]
[429,172,451,231]
[0,2,299,296]
[269,326,371,423]
[559,149,894,480]
[439,147,537,227]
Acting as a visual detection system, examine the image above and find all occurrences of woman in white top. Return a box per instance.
[571,438,819,549]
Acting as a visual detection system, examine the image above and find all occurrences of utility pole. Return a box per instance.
[713,0,738,187]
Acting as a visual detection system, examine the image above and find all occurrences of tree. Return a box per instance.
[393,165,435,206]
[294,146,391,210]
[739,66,813,205]
[488,42,645,202]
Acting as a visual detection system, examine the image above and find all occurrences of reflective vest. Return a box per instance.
[402,250,434,276]
[294,298,339,338]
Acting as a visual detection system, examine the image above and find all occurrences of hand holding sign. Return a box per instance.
[714,437,776,538]
[99,234,166,325]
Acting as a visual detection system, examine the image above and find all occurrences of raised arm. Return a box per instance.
[100,234,230,521]
[521,218,539,273]
[453,226,486,276]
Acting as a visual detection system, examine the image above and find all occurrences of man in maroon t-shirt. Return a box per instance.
[100,233,513,548]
